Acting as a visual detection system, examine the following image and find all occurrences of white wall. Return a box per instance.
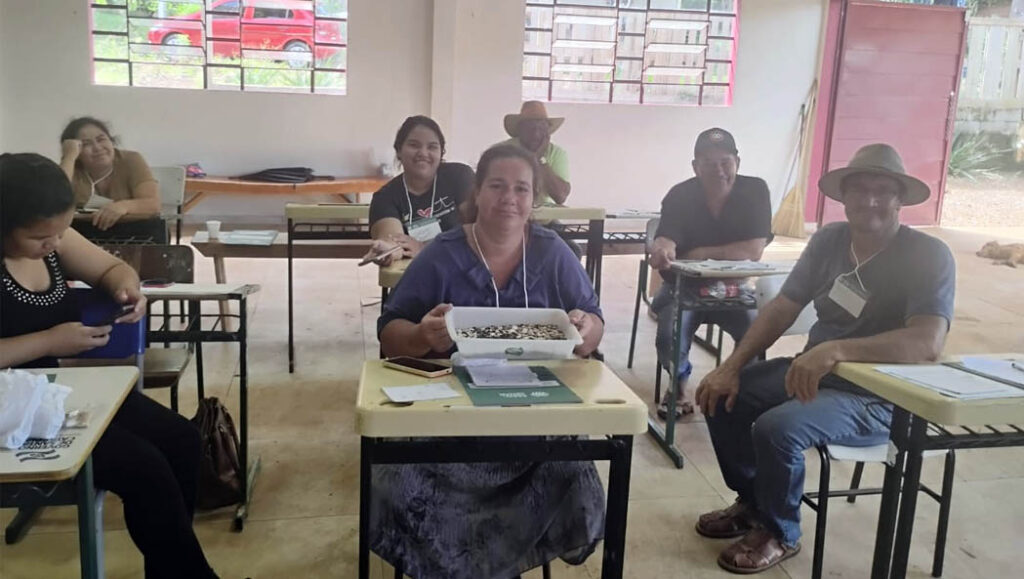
[438,0,825,212]
[0,0,431,175]
[1,0,824,215]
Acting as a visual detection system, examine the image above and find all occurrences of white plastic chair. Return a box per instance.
[151,166,186,244]
[754,274,816,337]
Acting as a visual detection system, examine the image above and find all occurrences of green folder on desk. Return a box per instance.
[454,366,582,407]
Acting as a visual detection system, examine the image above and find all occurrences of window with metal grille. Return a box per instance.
[523,0,738,106]
[90,0,347,95]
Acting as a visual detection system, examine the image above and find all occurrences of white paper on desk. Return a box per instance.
[219,230,278,246]
[467,364,543,387]
[958,357,1024,387]
[83,192,112,210]
[875,365,1024,400]
[697,260,772,271]
[383,383,461,403]
[142,283,243,296]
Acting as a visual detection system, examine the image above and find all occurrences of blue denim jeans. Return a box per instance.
[651,285,756,380]
[705,358,893,546]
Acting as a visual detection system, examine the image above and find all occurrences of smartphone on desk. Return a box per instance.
[383,357,452,378]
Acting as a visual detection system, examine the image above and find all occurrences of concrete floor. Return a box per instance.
[2,226,1023,578]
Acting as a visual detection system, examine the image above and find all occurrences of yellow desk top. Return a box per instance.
[378,258,412,289]
[835,354,1024,426]
[285,203,370,220]
[531,206,606,221]
[0,367,137,483]
[356,359,648,437]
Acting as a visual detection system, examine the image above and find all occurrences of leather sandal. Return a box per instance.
[656,399,694,420]
[695,499,756,539]
[717,528,801,574]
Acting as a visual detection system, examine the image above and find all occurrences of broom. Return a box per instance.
[772,81,818,239]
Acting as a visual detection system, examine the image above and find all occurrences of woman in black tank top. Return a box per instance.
[1,153,219,578]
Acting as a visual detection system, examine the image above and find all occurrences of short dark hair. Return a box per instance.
[393,115,446,156]
[60,116,117,145]
[461,144,540,222]
[0,153,75,238]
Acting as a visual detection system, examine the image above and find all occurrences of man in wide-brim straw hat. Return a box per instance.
[690,143,957,574]
[502,100,571,206]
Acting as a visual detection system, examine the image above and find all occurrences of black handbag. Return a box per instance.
[235,166,315,183]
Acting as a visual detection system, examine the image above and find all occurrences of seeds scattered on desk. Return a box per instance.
[458,324,565,340]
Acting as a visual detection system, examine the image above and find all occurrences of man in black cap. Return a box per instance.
[649,128,773,419]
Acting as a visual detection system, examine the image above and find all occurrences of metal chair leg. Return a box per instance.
[195,342,205,401]
[932,450,956,578]
[4,506,42,545]
[654,361,663,404]
[715,324,723,366]
[543,561,552,579]
[847,461,866,504]
[393,564,402,579]
[812,446,831,579]
[170,383,179,413]
[627,258,647,369]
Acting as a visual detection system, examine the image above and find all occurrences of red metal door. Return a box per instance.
[819,1,966,226]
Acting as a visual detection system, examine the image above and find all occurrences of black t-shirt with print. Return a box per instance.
[369,162,475,233]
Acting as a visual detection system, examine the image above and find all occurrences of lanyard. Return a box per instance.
[403,174,437,227]
[87,166,114,196]
[848,244,881,293]
[471,223,529,309]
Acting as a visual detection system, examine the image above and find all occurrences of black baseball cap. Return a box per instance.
[694,128,738,157]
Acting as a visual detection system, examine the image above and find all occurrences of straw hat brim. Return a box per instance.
[504,114,565,138]
[819,166,931,206]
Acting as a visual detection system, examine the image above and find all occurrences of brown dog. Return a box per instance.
[978,241,1024,267]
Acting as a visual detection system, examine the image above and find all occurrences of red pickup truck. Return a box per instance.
[147,0,343,66]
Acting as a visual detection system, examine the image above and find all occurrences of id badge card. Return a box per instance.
[828,273,869,318]
[408,217,442,242]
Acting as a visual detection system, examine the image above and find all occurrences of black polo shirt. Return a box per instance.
[369,162,475,234]
[655,175,772,277]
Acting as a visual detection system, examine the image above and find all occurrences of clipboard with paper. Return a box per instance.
[453,366,582,407]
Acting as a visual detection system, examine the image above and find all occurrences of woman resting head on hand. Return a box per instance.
[59,116,161,234]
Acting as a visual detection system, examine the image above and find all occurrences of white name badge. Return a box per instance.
[828,273,869,318]
[408,217,442,242]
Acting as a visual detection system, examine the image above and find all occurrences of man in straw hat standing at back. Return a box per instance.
[690,144,956,574]
[502,100,571,206]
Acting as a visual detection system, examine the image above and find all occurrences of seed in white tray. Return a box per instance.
[457,324,565,340]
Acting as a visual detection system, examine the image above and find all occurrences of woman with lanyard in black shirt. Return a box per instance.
[0,153,219,579]
[364,116,475,266]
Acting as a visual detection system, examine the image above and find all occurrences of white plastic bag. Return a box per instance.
[0,370,46,449]
[30,382,72,440]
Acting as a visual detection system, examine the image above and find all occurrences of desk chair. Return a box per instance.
[152,166,186,244]
[802,444,954,579]
[99,244,203,412]
[3,292,146,551]
[627,218,745,406]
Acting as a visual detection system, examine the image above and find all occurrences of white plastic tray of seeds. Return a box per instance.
[444,307,583,360]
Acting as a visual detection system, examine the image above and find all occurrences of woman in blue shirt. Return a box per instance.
[373,144,605,578]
